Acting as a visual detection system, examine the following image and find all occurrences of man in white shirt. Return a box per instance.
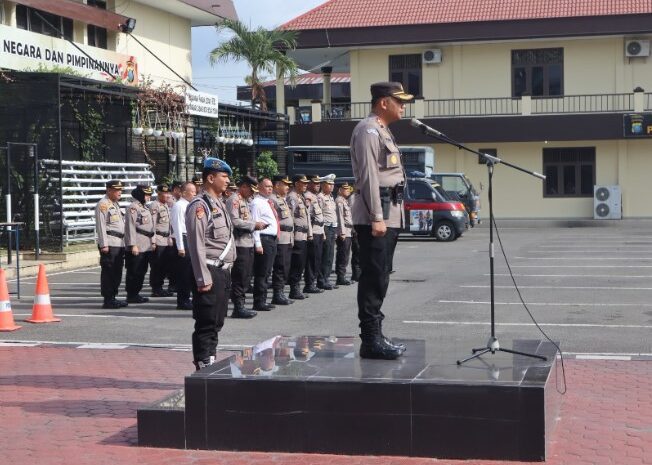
[170,181,196,310]
[250,178,279,312]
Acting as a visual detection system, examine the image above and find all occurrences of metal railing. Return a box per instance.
[646,93,652,111]
[425,97,521,117]
[531,93,633,114]
[322,102,414,121]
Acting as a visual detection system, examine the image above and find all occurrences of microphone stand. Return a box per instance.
[415,124,547,365]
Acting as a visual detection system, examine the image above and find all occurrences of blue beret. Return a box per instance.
[203,157,233,176]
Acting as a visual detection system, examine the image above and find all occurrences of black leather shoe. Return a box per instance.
[336,279,352,286]
[232,308,257,319]
[151,289,173,297]
[102,300,122,309]
[303,286,324,294]
[288,288,306,300]
[318,283,337,290]
[350,274,360,282]
[176,301,193,310]
[127,295,149,304]
[359,340,402,360]
[271,293,293,305]
[114,299,129,307]
[252,303,274,311]
[382,335,406,353]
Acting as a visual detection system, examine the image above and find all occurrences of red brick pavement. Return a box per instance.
[0,347,650,465]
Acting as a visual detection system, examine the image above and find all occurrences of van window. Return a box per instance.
[408,182,433,201]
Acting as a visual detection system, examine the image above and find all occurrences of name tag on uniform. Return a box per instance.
[110,215,119,222]
[367,128,379,136]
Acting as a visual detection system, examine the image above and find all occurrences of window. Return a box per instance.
[543,147,595,198]
[87,0,108,49]
[16,5,73,41]
[389,54,422,98]
[512,48,563,97]
[407,181,433,201]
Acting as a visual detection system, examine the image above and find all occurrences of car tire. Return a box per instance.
[433,220,456,241]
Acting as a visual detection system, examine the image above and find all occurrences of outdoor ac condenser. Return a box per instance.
[594,185,622,220]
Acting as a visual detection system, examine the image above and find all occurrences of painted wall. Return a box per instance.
[406,139,652,219]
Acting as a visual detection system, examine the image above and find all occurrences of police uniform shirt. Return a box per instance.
[185,194,235,287]
[95,196,125,248]
[350,114,405,228]
[319,192,338,227]
[124,200,155,252]
[287,190,312,242]
[149,200,172,247]
[304,190,324,235]
[336,195,353,238]
[228,193,256,248]
[273,193,294,246]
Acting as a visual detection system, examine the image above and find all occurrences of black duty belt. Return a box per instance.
[280,225,294,232]
[157,231,170,237]
[295,226,309,233]
[136,228,155,238]
[107,230,124,239]
[312,220,324,227]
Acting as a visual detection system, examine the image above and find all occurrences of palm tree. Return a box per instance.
[209,18,299,112]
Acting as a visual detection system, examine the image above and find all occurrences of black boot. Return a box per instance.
[336,277,351,286]
[359,336,402,360]
[382,333,406,353]
[231,300,257,319]
[288,285,306,300]
[303,284,324,294]
[271,291,293,305]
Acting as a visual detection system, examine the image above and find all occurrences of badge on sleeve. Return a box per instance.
[390,154,398,165]
[366,128,379,136]
[99,202,108,213]
[196,205,205,219]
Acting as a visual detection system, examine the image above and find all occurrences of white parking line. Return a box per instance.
[439,300,652,307]
[462,285,652,290]
[510,265,652,268]
[514,257,652,260]
[575,354,631,361]
[528,250,651,253]
[6,267,100,282]
[491,273,652,278]
[402,320,652,329]
[13,313,154,319]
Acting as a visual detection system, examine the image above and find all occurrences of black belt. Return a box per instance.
[136,228,154,238]
[106,230,124,239]
[280,225,294,232]
[157,231,170,237]
[312,220,324,227]
[295,226,309,233]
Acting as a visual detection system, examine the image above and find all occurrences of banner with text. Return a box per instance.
[186,90,219,118]
[0,24,139,85]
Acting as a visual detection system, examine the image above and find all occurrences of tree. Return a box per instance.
[255,151,279,180]
[209,18,298,111]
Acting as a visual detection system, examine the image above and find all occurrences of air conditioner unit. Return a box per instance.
[422,49,442,64]
[594,185,622,220]
[625,40,650,57]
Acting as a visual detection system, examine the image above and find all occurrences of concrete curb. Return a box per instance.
[3,250,99,280]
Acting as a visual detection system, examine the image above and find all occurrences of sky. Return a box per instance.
[191,0,328,105]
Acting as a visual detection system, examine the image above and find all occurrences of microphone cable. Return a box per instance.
[492,216,567,395]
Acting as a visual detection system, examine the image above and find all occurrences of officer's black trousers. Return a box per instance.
[231,246,254,304]
[335,236,352,281]
[100,246,124,301]
[174,236,192,305]
[304,234,324,287]
[350,231,361,279]
[272,243,293,291]
[253,235,277,306]
[191,266,230,363]
[320,226,337,285]
[149,244,172,291]
[125,249,150,298]
[355,225,400,340]
[288,240,307,286]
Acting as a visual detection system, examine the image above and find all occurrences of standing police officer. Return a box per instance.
[228,175,266,319]
[335,182,353,286]
[318,175,338,290]
[95,179,127,309]
[287,174,312,300]
[149,184,174,297]
[350,81,411,360]
[271,175,294,306]
[124,185,155,304]
[303,175,325,294]
[186,158,235,370]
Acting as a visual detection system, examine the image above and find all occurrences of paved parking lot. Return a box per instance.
[2,221,652,359]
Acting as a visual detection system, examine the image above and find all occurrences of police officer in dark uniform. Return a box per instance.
[228,175,266,319]
[186,158,235,370]
[124,185,155,304]
[149,184,174,297]
[287,174,312,300]
[350,82,411,359]
[95,180,128,309]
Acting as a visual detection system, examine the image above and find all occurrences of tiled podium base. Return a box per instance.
[138,336,561,461]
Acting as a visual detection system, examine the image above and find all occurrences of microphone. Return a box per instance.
[410,118,445,137]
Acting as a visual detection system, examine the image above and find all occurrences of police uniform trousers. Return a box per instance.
[272,243,293,291]
[149,244,173,291]
[335,236,352,282]
[354,225,400,340]
[191,266,230,363]
[253,235,277,306]
[125,250,151,298]
[288,240,308,286]
[304,234,324,287]
[100,246,124,301]
[231,246,254,304]
[319,225,337,286]
[174,236,192,305]
[350,231,361,280]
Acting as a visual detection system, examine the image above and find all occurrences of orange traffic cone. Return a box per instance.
[26,264,61,324]
[0,268,21,331]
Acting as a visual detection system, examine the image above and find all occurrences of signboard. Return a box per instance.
[185,90,219,118]
[623,113,652,137]
[0,24,139,85]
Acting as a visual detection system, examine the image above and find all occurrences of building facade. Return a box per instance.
[281,0,652,219]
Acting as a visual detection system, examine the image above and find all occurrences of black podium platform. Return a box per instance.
[138,336,561,461]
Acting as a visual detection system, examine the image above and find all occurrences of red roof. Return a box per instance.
[261,73,350,87]
[282,0,652,30]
